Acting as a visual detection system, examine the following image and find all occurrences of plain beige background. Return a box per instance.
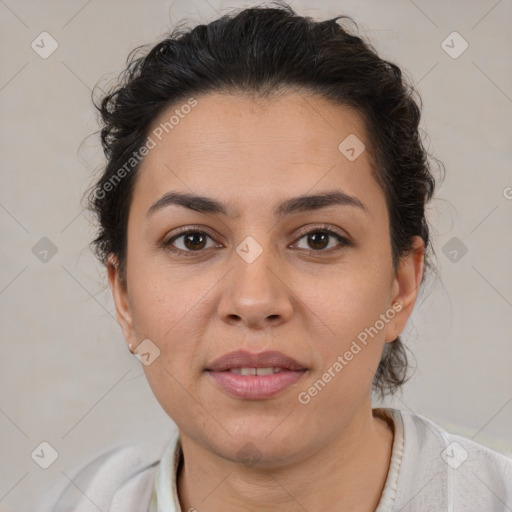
[1,1,511,510]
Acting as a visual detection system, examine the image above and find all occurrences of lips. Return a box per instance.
[205,350,308,400]
[205,349,307,372]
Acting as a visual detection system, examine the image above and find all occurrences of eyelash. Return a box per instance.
[162,224,351,257]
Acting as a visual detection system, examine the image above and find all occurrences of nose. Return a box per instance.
[217,242,294,330]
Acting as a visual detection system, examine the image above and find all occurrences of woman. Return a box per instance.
[46,4,512,511]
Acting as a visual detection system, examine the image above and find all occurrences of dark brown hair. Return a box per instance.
[85,3,441,398]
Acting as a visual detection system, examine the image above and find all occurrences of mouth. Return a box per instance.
[223,367,291,375]
[204,350,308,400]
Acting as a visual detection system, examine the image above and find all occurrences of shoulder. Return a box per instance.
[402,408,512,470]
[390,408,512,510]
[42,439,168,512]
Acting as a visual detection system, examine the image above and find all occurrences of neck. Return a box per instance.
[177,404,394,512]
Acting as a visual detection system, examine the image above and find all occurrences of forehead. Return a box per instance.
[147,91,370,163]
[132,92,383,218]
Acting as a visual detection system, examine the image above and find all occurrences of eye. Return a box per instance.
[162,224,351,257]
[163,228,220,256]
[293,225,351,252]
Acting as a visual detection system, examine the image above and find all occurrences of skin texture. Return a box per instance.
[108,92,424,511]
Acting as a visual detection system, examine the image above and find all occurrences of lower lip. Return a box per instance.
[206,370,306,400]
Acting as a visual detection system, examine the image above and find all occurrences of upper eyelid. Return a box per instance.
[165,224,349,248]
[294,224,348,240]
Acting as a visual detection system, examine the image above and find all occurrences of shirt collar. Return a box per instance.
[149,408,403,512]
[148,432,183,512]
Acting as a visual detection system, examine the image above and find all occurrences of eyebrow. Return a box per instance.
[146,190,368,219]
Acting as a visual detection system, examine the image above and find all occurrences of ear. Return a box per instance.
[385,236,425,342]
[107,254,137,348]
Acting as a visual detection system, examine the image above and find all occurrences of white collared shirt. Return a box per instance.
[44,408,512,511]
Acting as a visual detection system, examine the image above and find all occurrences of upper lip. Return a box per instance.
[205,350,307,372]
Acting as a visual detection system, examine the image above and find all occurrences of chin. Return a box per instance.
[211,428,307,468]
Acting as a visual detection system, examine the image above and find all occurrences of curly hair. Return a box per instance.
[85,3,440,399]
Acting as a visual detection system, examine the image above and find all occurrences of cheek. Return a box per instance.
[299,259,393,397]
[126,264,213,390]
[304,260,392,337]
[295,275,391,416]
[127,257,202,338]
[129,271,206,416]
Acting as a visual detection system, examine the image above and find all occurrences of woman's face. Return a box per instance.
[109,92,423,466]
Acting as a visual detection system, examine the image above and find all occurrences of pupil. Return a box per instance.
[309,232,328,250]
[185,233,206,250]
